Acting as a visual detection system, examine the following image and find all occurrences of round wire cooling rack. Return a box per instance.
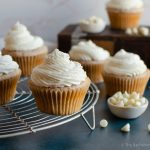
[0,82,99,138]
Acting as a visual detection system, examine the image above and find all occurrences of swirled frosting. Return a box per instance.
[69,40,110,61]
[104,49,147,76]
[107,0,143,10]
[80,16,106,33]
[4,22,44,51]
[0,55,19,75]
[31,49,87,87]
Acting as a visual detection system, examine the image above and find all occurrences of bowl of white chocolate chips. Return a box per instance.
[107,91,149,119]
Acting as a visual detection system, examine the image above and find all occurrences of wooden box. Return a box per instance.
[58,24,150,67]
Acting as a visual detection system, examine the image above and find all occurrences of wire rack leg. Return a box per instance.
[81,106,95,130]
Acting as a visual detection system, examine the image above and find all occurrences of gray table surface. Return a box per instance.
[0,80,150,150]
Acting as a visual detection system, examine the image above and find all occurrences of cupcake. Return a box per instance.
[2,22,48,76]
[103,49,150,96]
[69,40,110,83]
[80,16,106,33]
[0,54,21,105]
[106,0,143,30]
[29,49,90,115]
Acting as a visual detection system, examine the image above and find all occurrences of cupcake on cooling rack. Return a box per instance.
[29,49,91,116]
[80,16,106,33]
[69,40,110,83]
[106,0,144,30]
[103,49,150,96]
[2,22,48,76]
[0,54,21,105]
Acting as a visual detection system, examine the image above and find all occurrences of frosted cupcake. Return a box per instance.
[103,49,150,96]
[29,49,90,115]
[80,16,106,33]
[2,22,48,76]
[69,40,110,83]
[0,55,21,105]
[106,0,143,30]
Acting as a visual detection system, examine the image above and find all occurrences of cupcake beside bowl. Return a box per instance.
[69,40,110,83]
[29,49,91,116]
[0,54,21,105]
[2,22,48,76]
[103,49,150,96]
[106,0,143,30]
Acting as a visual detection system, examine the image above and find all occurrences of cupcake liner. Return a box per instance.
[103,70,150,96]
[29,77,91,115]
[79,60,105,83]
[0,69,21,105]
[2,46,48,76]
[107,7,142,30]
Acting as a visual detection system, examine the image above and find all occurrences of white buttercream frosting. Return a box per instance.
[69,40,110,61]
[80,16,106,33]
[5,22,44,51]
[104,49,147,76]
[31,49,87,87]
[107,0,143,10]
[0,55,19,75]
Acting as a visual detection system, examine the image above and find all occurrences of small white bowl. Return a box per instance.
[107,98,149,119]
[80,23,106,33]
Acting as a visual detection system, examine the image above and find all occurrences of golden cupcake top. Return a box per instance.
[4,22,44,51]
[31,49,87,87]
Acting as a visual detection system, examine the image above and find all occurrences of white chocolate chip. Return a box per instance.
[121,123,130,132]
[139,27,149,36]
[132,28,138,35]
[116,100,124,107]
[134,101,141,107]
[129,99,136,105]
[123,98,128,104]
[123,91,129,98]
[110,97,117,105]
[140,97,146,104]
[126,28,132,35]
[100,119,108,128]
[131,92,139,99]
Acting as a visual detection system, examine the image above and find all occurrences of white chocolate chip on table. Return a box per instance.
[107,91,149,119]
[100,119,108,128]
[121,123,130,133]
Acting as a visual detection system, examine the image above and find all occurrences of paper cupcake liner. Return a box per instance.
[0,69,21,105]
[2,47,48,76]
[107,7,142,30]
[13,54,47,76]
[29,77,91,115]
[79,61,105,83]
[103,70,150,96]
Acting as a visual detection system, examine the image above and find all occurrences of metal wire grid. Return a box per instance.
[0,83,99,138]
